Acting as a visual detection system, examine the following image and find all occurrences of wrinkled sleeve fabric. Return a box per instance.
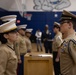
[0,49,8,75]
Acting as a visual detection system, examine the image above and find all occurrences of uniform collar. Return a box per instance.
[64,32,76,42]
[6,41,14,50]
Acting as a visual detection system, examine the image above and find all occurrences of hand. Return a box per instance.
[27,50,31,53]
[18,59,22,64]
[43,38,47,41]
[55,58,59,62]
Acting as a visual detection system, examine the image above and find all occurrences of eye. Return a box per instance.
[60,21,70,25]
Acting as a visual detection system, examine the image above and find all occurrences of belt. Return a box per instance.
[20,53,26,55]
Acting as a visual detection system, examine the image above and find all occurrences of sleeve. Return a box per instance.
[56,36,63,48]
[14,40,21,60]
[42,31,46,42]
[68,40,76,64]
[0,49,8,75]
[35,32,41,38]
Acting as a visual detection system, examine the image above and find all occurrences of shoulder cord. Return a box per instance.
[68,39,76,64]
[6,45,14,51]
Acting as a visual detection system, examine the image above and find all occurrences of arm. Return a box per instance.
[55,36,63,62]
[0,49,8,75]
[55,46,61,62]
[68,39,76,64]
[35,31,42,38]
[14,40,21,64]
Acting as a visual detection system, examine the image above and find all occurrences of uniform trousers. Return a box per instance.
[53,52,61,75]
[44,41,52,53]
[17,55,24,75]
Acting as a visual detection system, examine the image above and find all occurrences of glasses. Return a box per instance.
[60,21,70,25]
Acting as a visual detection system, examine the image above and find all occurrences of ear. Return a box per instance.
[69,22,73,26]
[3,34,8,39]
[68,22,73,28]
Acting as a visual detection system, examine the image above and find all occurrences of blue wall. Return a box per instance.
[0,11,76,42]
[0,11,62,34]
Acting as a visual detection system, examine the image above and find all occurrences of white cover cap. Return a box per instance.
[0,15,17,22]
[26,28,33,33]
[0,19,17,33]
[54,22,60,26]
[17,24,27,29]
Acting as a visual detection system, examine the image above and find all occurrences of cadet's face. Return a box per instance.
[53,28,57,33]
[26,32,31,37]
[60,20,70,34]
[18,29,25,36]
[6,32,18,42]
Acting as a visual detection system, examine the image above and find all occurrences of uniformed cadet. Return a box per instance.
[59,10,76,75]
[25,28,33,53]
[16,24,27,75]
[52,22,63,75]
[0,15,20,63]
[0,19,18,75]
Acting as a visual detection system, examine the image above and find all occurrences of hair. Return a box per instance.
[0,29,17,44]
[53,24,60,31]
[0,33,7,44]
[71,20,76,30]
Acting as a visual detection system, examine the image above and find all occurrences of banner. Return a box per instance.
[0,0,76,12]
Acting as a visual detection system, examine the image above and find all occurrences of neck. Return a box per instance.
[7,40,14,45]
[56,30,59,34]
[64,29,75,38]
[25,35,29,38]
[7,40,14,49]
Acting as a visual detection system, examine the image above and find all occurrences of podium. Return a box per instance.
[24,53,54,75]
